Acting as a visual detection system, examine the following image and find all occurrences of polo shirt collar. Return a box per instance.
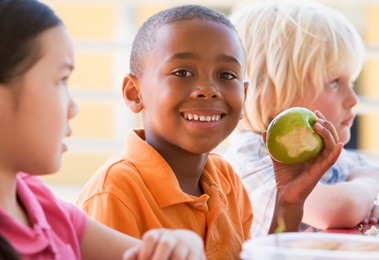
[123,129,192,208]
[122,129,228,208]
[0,174,51,254]
[16,173,50,230]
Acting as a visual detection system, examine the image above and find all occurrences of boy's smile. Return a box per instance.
[130,19,247,155]
[183,112,223,122]
[181,109,226,130]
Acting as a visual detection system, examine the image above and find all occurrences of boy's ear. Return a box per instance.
[122,73,143,113]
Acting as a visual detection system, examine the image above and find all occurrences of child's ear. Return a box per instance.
[122,73,143,113]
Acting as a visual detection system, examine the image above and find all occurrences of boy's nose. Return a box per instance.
[192,83,221,99]
[345,87,358,108]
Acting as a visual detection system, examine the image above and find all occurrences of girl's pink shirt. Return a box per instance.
[0,173,87,260]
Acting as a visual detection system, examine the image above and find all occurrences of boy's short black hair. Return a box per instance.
[130,4,237,76]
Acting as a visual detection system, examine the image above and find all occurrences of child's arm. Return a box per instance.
[347,168,379,224]
[80,217,205,260]
[303,167,379,229]
[268,111,344,233]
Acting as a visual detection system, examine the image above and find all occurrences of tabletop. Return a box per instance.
[322,223,379,235]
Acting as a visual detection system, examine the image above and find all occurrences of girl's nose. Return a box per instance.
[68,97,79,119]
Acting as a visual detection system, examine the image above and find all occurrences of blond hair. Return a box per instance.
[230,0,365,133]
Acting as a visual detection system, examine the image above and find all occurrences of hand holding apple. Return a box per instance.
[266,107,324,164]
[266,109,344,233]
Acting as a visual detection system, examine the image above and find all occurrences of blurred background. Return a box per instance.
[40,0,379,202]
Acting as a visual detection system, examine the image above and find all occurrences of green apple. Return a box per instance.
[266,107,324,164]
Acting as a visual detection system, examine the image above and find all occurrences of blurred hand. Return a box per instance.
[362,199,379,224]
[122,229,206,260]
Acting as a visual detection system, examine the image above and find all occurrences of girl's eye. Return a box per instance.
[328,80,338,89]
[173,70,193,77]
[219,72,237,80]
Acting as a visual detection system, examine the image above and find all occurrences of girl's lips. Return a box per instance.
[66,126,72,138]
[62,142,68,152]
[62,127,72,152]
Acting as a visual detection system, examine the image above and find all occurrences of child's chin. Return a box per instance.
[339,132,351,145]
[45,161,62,175]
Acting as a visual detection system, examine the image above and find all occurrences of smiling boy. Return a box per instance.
[78,5,251,259]
[77,4,343,259]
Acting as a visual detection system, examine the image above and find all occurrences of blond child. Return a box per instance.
[224,0,379,237]
[0,0,206,259]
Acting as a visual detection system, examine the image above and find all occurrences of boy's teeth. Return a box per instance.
[184,113,221,122]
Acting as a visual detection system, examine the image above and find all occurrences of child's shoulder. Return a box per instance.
[209,152,228,162]
[17,173,84,221]
[81,155,142,190]
[208,153,241,180]
[77,154,148,204]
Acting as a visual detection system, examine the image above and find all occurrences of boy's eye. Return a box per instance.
[219,72,237,80]
[173,70,193,77]
[328,80,338,89]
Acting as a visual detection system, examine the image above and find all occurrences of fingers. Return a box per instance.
[314,110,339,144]
[314,110,326,120]
[173,230,206,260]
[313,111,344,170]
[314,122,343,164]
[122,230,175,260]
[122,245,140,260]
[127,229,205,260]
[140,230,171,260]
[149,231,188,260]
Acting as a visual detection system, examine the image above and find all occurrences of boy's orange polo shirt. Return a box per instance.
[77,129,253,259]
